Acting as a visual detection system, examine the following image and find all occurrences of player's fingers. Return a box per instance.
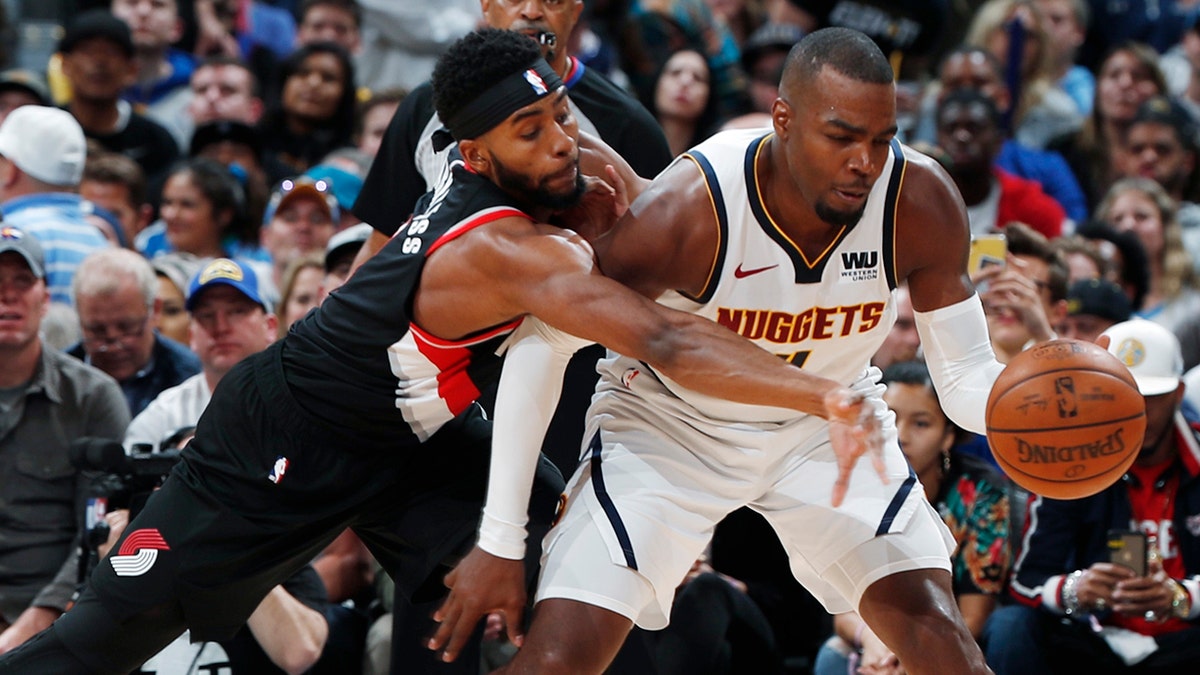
[433,604,477,663]
[1095,335,1111,350]
[428,599,460,650]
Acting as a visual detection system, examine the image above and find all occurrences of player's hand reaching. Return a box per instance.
[555,164,629,241]
[826,387,887,507]
[429,546,526,662]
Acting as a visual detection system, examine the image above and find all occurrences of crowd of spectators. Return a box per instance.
[1,0,1200,673]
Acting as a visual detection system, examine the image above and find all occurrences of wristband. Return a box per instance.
[1062,570,1083,616]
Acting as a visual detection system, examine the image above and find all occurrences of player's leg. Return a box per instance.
[497,598,633,675]
[503,423,741,675]
[857,568,990,674]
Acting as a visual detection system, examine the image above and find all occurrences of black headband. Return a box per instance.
[435,59,564,151]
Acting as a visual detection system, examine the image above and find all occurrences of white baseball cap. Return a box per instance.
[1101,319,1184,396]
[0,106,87,186]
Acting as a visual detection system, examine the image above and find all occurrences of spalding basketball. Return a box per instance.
[985,339,1146,500]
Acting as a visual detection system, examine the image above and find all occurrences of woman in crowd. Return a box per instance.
[652,47,722,157]
[276,254,325,339]
[143,158,259,261]
[150,253,203,345]
[258,42,358,174]
[1052,42,1167,208]
[1096,177,1200,368]
[813,361,1012,675]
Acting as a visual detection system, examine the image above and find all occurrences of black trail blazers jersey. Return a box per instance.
[282,154,529,447]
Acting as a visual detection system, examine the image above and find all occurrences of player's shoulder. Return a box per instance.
[895,142,966,211]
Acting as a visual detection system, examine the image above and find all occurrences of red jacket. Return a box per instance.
[996,168,1067,239]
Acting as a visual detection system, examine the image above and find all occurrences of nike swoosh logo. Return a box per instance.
[733,263,779,278]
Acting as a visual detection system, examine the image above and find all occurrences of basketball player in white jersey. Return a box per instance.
[432,27,1003,674]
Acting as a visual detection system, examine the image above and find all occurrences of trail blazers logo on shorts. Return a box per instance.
[840,251,879,281]
[110,529,170,577]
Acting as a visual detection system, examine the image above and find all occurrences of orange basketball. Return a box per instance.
[985,339,1146,500]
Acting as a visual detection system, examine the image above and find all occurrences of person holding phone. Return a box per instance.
[984,319,1200,674]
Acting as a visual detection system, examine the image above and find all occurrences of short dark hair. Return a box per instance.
[1004,222,1069,302]
[432,28,545,127]
[299,0,361,28]
[82,152,147,207]
[786,27,894,87]
[938,87,1003,129]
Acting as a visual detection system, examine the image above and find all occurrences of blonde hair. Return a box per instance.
[965,0,1055,130]
[1096,177,1197,299]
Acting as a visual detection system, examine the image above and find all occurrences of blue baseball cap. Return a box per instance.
[186,258,272,313]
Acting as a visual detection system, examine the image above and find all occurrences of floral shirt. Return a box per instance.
[937,454,1012,596]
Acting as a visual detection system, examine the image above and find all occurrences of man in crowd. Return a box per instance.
[936,89,1070,239]
[295,0,361,55]
[59,10,179,186]
[0,228,130,654]
[111,0,196,149]
[986,319,1200,672]
[0,106,109,305]
[1059,277,1134,344]
[67,248,201,417]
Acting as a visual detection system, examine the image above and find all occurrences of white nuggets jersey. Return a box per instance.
[600,129,906,424]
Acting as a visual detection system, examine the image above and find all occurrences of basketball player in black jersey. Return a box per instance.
[0,29,880,674]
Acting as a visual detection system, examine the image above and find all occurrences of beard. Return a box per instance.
[494,156,586,211]
[814,199,867,227]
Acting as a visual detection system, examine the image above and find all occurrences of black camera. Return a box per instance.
[68,437,184,577]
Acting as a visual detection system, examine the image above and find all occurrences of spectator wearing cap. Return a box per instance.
[59,9,180,187]
[0,105,111,306]
[986,318,1200,674]
[124,256,275,451]
[261,176,339,288]
[66,248,201,417]
[1059,277,1134,343]
[323,221,370,295]
[80,151,154,249]
[0,69,50,125]
[150,252,203,344]
[110,0,198,152]
[0,226,129,654]
[304,147,368,229]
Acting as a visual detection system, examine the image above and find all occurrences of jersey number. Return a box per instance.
[780,351,811,368]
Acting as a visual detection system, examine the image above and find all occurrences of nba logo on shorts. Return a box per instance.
[269,456,289,484]
[110,529,170,577]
